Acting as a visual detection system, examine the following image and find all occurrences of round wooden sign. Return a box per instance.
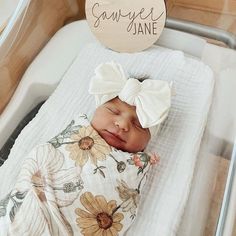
[86,0,166,53]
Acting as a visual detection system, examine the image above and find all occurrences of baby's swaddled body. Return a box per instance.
[0,114,158,236]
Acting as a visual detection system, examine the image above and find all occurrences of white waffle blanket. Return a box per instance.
[0,43,214,235]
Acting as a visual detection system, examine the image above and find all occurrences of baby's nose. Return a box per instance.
[115,118,129,131]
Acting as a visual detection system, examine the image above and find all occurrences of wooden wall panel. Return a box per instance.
[0,0,83,114]
[165,0,174,13]
[165,0,236,35]
[170,0,236,15]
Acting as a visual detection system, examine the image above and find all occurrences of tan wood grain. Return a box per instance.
[165,0,174,14]
[170,0,236,15]
[165,0,236,35]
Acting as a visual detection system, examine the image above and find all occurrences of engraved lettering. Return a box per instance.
[91,3,164,34]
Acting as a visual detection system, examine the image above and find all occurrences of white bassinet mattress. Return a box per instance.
[0,24,214,235]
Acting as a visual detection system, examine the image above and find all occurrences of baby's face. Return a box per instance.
[91,98,150,153]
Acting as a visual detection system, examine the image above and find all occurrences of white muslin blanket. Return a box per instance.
[0,43,214,235]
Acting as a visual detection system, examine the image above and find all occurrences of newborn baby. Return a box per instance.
[91,97,150,153]
[0,62,171,236]
[89,61,171,153]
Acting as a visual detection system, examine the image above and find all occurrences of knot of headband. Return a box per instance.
[89,61,172,129]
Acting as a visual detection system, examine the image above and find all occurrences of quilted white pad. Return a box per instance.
[0,43,214,235]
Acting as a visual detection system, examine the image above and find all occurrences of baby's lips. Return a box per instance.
[106,130,126,143]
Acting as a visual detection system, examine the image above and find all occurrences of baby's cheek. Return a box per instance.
[127,136,146,152]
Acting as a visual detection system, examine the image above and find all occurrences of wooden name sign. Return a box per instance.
[86,0,166,53]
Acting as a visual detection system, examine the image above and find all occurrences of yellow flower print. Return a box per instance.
[66,126,111,167]
[75,192,124,236]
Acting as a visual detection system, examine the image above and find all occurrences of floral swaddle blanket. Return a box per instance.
[0,114,159,236]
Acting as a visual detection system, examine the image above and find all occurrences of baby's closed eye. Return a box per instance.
[106,106,120,115]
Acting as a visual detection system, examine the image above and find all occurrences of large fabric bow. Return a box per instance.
[89,61,171,128]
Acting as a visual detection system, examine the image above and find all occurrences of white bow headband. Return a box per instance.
[89,61,171,133]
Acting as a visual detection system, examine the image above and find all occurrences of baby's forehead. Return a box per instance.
[106,97,136,111]
[105,97,140,119]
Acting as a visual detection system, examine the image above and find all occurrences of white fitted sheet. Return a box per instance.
[0,24,214,235]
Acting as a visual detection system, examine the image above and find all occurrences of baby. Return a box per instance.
[91,97,150,153]
[0,62,172,236]
[90,61,171,153]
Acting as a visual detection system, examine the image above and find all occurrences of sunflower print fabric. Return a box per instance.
[0,114,159,236]
[75,192,124,235]
[65,125,111,168]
